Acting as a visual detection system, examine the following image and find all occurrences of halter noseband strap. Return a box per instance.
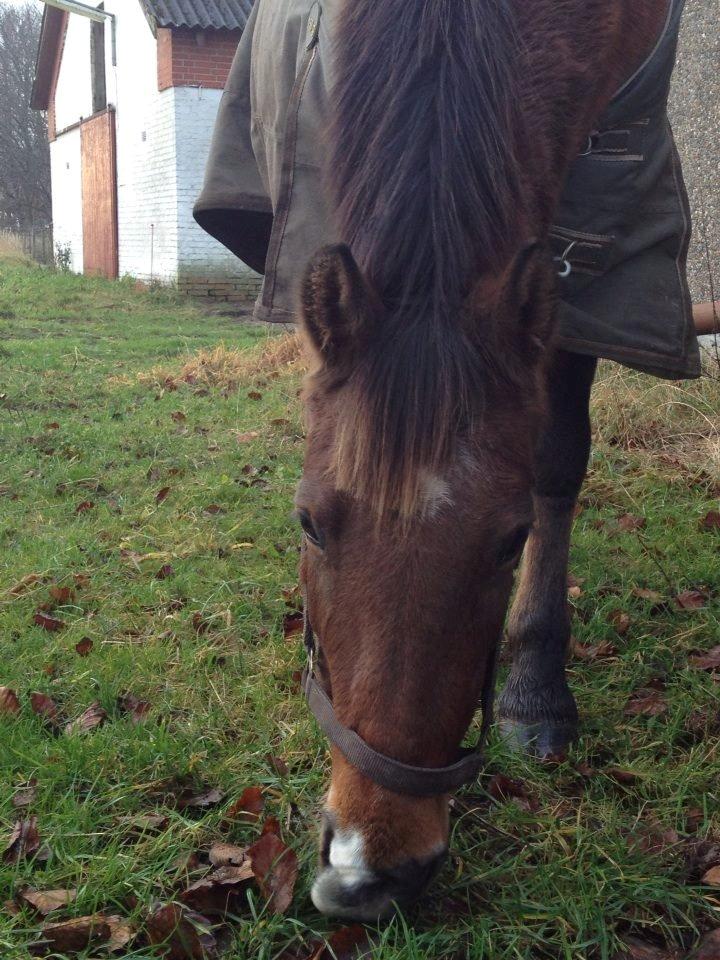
[301,579,497,798]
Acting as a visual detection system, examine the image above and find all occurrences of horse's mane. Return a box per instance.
[327,0,529,515]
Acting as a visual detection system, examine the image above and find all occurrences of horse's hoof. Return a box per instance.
[497,717,578,758]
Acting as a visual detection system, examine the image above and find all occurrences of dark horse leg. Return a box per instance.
[498,349,597,755]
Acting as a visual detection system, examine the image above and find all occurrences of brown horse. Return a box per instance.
[293,0,674,921]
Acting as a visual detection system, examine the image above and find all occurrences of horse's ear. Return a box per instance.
[300,244,376,367]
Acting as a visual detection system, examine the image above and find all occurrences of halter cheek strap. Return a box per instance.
[300,572,497,798]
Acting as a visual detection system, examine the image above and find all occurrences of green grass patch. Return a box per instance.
[0,261,718,959]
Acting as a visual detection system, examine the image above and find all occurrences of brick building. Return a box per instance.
[31,0,261,300]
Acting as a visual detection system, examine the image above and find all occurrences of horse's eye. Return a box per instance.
[497,524,531,567]
[298,509,324,548]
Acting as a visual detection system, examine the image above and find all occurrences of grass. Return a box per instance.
[0,260,718,960]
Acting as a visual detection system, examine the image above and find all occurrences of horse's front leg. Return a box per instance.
[498,350,597,756]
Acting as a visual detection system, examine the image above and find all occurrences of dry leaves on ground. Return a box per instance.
[624,688,669,717]
[247,832,298,914]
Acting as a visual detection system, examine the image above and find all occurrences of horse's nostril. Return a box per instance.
[319,811,335,869]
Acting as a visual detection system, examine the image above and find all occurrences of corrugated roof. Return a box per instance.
[141,0,253,30]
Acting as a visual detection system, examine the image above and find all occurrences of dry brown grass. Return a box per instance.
[137,332,305,392]
[0,231,32,265]
[591,361,720,480]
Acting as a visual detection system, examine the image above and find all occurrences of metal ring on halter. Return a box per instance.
[578,131,597,156]
[553,239,577,279]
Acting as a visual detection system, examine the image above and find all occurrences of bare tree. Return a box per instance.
[0,2,51,232]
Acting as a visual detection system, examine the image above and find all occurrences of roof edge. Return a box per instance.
[31,7,67,110]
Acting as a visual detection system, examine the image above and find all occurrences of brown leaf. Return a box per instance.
[156,563,175,580]
[487,773,540,812]
[627,821,680,855]
[608,609,632,635]
[695,929,720,960]
[118,813,170,836]
[156,486,171,504]
[689,646,720,671]
[75,500,94,513]
[261,817,282,838]
[606,767,642,786]
[248,832,298,914]
[176,787,224,811]
[617,513,646,532]
[203,504,225,516]
[33,611,65,632]
[105,915,135,952]
[49,585,75,604]
[73,573,91,589]
[0,686,21,715]
[65,701,107,735]
[624,689,668,717]
[17,887,77,916]
[699,510,720,532]
[702,865,720,886]
[208,843,248,868]
[75,637,93,657]
[32,915,111,955]
[224,787,264,824]
[146,903,218,959]
[8,572,43,596]
[267,754,289,777]
[247,391,263,401]
[117,692,151,724]
[45,422,60,430]
[236,430,260,443]
[30,692,60,726]
[180,863,254,916]
[3,817,41,863]
[571,638,617,661]
[171,410,187,422]
[12,778,38,809]
[632,587,663,603]
[613,936,677,960]
[309,925,371,960]
[283,611,304,639]
[675,590,707,610]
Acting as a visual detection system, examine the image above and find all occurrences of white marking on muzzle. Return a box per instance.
[311,828,375,916]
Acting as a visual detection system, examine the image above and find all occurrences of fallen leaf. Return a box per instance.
[617,513,646,532]
[699,510,720,532]
[8,573,43,596]
[75,637,93,657]
[248,832,298,914]
[156,564,175,580]
[224,787,264,824]
[247,391,263,401]
[75,500,94,513]
[487,773,539,812]
[261,817,282,838]
[203,504,225,515]
[65,701,107,735]
[689,646,720,671]
[613,936,677,960]
[73,573,91,589]
[176,787,224,811]
[702,865,720,886]
[172,410,187,422]
[45,422,60,430]
[606,767,641,786]
[267,755,289,777]
[106,915,135,952]
[695,929,720,960]
[17,887,77,916]
[156,486,171,504]
[283,611,304,639]
[33,611,65,632]
[571,638,617,661]
[32,915,111,955]
[118,813,170,837]
[30,692,60,726]
[624,688,668,717]
[627,822,679,855]
[235,430,260,443]
[49,585,75,604]
[676,590,707,610]
[12,779,38,809]
[180,863,254,916]
[309,925,371,960]
[117,692,151,724]
[0,687,21,715]
[608,609,632,635]
[632,587,663,603]
[146,903,218,960]
[3,817,41,863]
[208,843,248,868]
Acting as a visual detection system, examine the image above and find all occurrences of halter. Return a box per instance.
[300,548,498,798]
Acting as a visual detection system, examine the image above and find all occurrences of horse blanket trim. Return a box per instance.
[194,0,701,380]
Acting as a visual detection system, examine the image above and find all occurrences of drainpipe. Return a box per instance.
[41,0,117,65]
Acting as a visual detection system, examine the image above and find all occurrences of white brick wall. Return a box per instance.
[49,128,83,271]
[48,0,261,298]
